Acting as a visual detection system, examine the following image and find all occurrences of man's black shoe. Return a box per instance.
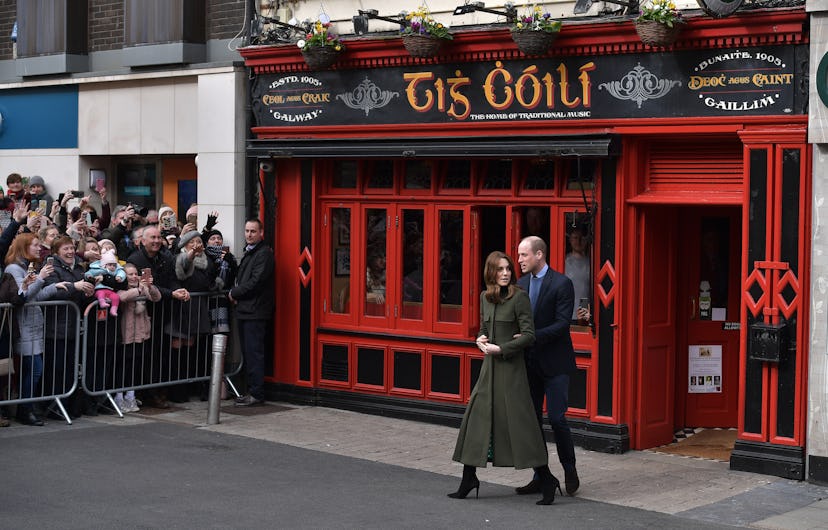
[235,395,265,407]
[515,479,541,495]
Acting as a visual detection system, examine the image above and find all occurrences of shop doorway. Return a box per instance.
[635,206,742,450]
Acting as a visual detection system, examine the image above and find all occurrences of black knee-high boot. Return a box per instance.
[534,465,562,505]
[447,465,480,499]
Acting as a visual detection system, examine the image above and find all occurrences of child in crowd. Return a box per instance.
[114,263,161,413]
[85,249,126,316]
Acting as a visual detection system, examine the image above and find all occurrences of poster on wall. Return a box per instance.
[688,345,722,393]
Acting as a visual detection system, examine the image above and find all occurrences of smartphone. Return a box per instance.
[95,178,105,193]
[85,212,93,225]
[186,214,198,226]
[222,245,230,253]
[141,268,151,281]
[46,256,54,267]
[578,298,589,310]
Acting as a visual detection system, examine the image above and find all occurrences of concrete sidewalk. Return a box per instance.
[49,400,828,529]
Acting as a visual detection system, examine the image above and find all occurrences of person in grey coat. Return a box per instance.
[228,219,274,407]
[5,233,61,426]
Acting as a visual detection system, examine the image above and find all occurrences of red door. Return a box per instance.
[636,207,678,449]
[676,208,741,427]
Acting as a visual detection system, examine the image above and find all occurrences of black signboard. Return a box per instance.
[251,46,805,128]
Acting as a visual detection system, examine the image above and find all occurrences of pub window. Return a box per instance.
[480,159,513,191]
[523,159,556,192]
[400,209,425,320]
[332,160,358,189]
[329,208,351,314]
[364,208,388,318]
[441,160,472,191]
[366,160,394,190]
[404,160,432,190]
[565,158,596,191]
[564,212,592,323]
[521,206,551,244]
[438,209,463,322]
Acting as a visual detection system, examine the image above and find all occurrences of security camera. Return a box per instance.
[259,161,274,172]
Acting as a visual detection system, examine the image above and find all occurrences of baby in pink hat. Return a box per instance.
[84,249,126,316]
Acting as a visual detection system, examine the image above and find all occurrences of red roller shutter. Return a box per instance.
[646,139,744,193]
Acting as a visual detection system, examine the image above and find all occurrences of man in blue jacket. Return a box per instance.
[229,218,275,406]
[515,235,580,496]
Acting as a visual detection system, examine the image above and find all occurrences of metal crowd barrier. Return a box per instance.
[0,292,243,425]
[0,300,82,424]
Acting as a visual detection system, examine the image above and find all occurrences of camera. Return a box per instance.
[70,190,84,197]
[127,202,149,217]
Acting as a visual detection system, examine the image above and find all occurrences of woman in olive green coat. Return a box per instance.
[448,251,561,505]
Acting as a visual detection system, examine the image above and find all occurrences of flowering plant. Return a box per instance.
[402,5,453,40]
[297,20,345,51]
[513,5,561,33]
[637,0,683,27]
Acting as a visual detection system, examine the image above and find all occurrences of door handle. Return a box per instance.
[690,296,696,319]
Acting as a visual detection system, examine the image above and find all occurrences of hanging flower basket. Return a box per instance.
[634,19,681,47]
[511,29,558,56]
[301,46,342,69]
[402,34,445,58]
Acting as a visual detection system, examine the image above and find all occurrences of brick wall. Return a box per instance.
[208,0,246,40]
[89,0,124,52]
[0,0,15,61]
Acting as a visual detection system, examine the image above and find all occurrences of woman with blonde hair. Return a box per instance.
[5,233,60,426]
[449,251,561,505]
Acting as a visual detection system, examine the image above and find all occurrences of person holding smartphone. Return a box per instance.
[42,235,95,418]
[203,229,237,335]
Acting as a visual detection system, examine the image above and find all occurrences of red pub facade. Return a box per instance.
[241,8,811,480]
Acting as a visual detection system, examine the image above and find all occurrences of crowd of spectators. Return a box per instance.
[0,172,237,427]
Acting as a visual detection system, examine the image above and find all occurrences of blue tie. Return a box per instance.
[529,275,540,308]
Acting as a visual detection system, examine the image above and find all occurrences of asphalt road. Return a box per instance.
[2,421,740,529]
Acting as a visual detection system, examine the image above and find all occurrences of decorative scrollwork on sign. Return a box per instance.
[336,77,399,116]
[598,63,682,109]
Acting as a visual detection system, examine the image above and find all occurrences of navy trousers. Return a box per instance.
[526,361,577,471]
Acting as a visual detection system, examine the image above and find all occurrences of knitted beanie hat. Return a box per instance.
[100,249,117,266]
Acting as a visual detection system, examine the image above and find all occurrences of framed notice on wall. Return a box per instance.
[688,345,722,393]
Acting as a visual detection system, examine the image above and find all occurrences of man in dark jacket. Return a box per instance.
[229,218,274,407]
[515,235,580,497]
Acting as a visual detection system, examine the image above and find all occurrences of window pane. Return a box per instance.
[564,212,592,321]
[333,160,358,188]
[365,209,387,317]
[401,210,425,320]
[524,160,556,190]
[367,160,394,189]
[522,206,550,242]
[404,160,431,189]
[442,160,471,190]
[699,217,730,311]
[481,159,512,190]
[439,210,463,322]
[566,159,596,190]
[330,208,351,314]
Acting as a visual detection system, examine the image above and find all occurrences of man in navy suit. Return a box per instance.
[515,235,580,496]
